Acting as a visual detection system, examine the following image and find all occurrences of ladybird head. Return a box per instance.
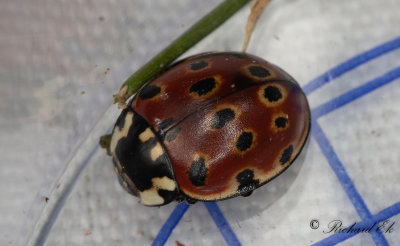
[109,107,179,206]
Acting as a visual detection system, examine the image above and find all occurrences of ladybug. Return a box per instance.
[109,52,310,206]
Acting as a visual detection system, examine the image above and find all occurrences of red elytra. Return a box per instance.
[110,52,310,206]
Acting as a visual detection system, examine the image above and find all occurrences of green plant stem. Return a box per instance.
[115,0,251,105]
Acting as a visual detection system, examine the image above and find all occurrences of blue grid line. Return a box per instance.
[310,65,400,245]
[152,36,400,245]
[311,120,389,245]
[205,202,242,246]
[152,202,190,246]
[314,201,400,245]
[303,36,400,94]
[312,66,400,118]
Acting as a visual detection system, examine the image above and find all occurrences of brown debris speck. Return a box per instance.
[176,240,186,246]
[43,196,49,203]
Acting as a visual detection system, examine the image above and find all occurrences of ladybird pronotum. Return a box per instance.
[110,52,310,206]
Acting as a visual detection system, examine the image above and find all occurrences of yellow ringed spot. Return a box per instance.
[234,129,257,155]
[189,75,222,98]
[271,113,289,132]
[257,83,287,107]
[243,64,276,81]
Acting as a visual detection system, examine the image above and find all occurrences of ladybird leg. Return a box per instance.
[185,197,197,205]
[175,193,187,203]
[241,190,253,197]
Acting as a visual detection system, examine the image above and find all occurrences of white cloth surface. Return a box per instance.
[1,0,399,245]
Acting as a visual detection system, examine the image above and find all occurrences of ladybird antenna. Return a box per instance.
[242,0,272,52]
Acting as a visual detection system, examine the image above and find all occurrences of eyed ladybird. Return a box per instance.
[110,52,310,206]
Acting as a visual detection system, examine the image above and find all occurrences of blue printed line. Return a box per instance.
[313,201,400,245]
[308,39,400,245]
[309,64,400,246]
[311,120,389,245]
[303,36,400,94]
[205,202,242,246]
[151,202,190,246]
[312,66,400,118]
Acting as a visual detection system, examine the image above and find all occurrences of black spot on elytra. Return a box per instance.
[158,118,174,130]
[280,145,294,164]
[139,85,161,100]
[164,127,181,142]
[264,85,282,102]
[275,116,288,128]
[236,169,259,195]
[190,61,208,70]
[236,131,253,152]
[187,157,208,186]
[212,108,235,129]
[249,65,270,78]
[190,78,216,96]
[236,169,254,184]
